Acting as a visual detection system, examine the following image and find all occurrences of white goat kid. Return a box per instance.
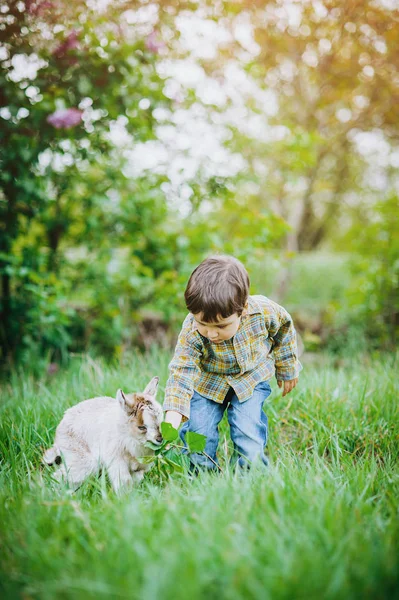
[43,377,163,492]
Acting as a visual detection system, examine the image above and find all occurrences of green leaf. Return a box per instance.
[161,421,179,442]
[159,448,188,474]
[145,441,160,451]
[163,457,184,473]
[139,455,156,464]
[186,431,207,453]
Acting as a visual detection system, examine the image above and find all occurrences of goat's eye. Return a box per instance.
[138,426,147,432]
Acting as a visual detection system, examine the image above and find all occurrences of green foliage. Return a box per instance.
[160,421,179,442]
[331,196,399,350]
[0,1,177,363]
[225,0,399,252]
[0,251,74,363]
[2,0,397,366]
[143,423,207,481]
[185,431,207,454]
[1,0,286,366]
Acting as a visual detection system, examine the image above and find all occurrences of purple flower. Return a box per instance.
[27,1,54,15]
[47,108,83,129]
[53,30,79,58]
[145,31,166,54]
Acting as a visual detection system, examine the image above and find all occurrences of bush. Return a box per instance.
[345,195,399,349]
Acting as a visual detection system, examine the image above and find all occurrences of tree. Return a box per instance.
[222,0,399,251]
[0,0,173,361]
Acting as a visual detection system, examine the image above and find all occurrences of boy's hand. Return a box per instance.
[277,378,298,397]
[164,410,183,430]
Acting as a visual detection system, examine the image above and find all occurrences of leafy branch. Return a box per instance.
[144,422,221,479]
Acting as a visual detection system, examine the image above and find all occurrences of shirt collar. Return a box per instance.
[245,295,262,316]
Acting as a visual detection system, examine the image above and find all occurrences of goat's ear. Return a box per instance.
[116,389,127,410]
[143,376,159,397]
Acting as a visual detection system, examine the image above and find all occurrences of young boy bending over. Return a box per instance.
[163,255,302,469]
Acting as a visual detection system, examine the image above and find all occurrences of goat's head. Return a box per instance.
[116,377,163,445]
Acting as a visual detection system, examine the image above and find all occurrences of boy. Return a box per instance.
[163,255,301,469]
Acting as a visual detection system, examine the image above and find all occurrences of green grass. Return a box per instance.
[0,350,398,599]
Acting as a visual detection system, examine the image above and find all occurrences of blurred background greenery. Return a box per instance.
[0,0,398,369]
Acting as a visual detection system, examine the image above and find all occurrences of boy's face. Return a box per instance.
[193,311,245,343]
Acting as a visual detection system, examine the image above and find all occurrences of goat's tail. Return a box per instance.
[42,445,62,466]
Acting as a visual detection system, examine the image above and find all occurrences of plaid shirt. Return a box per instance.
[163,295,302,420]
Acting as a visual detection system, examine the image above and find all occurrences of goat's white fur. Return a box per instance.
[43,377,163,493]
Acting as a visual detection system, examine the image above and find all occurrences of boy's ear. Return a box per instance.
[241,301,249,317]
[143,376,159,397]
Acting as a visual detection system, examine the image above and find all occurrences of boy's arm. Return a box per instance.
[263,298,302,385]
[163,318,202,424]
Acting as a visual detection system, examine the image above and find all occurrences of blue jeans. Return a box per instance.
[180,380,272,470]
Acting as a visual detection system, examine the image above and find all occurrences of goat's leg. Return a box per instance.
[53,451,94,491]
[107,460,133,493]
[130,461,150,486]
[52,463,68,483]
[131,469,146,485]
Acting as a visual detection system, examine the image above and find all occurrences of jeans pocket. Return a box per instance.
[255,380,272,396]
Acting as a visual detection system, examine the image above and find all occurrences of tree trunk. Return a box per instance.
[0,270,11,359]
[296,149,327,251]
[1,177,21,361]
[0,210,16,361]
[47,222,65,272]
[47,192,68,272]
[307,146,349,249]
[274,151,325,301]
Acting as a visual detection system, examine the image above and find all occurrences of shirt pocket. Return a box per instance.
[248,332,269,370]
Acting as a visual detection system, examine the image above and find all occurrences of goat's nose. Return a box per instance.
[156,434,163,444]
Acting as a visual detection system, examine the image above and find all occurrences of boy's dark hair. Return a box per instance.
[184,255,250,323]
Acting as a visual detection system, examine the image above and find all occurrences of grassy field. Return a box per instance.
[250,252,352,315]
[0,350,398,599]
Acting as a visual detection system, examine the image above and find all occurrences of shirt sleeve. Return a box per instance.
[163,315,202,421]
[262,298,302,381]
